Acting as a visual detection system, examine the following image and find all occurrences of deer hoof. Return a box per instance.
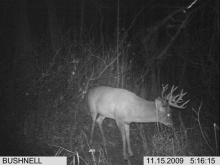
[129,150,134,157]
[123,153,128,160]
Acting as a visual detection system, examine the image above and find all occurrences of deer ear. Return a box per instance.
[155,98,165,112]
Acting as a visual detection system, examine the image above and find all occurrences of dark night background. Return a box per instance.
[0,0,219,164]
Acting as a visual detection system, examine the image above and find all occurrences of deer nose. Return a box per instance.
[168,123,173,127]
[166,122,173,127]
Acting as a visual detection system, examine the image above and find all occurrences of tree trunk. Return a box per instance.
[79,0,85,43]
[47,0,60,50]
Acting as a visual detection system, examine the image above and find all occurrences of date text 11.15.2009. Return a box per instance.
[144,157,219,165]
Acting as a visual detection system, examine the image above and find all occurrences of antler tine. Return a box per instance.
[162,84,168,92]
[166,85,178,100]
[179,99,190,108]
[171,85,178,94]
[161,84,169,99]
[172,90,187,103]
[162,84,168,88]
[168,87,190,109]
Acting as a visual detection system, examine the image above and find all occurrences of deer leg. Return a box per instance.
[90,113,97,144]
[125,124,133,156]
[116,118,128,160]
[96,116,106,144]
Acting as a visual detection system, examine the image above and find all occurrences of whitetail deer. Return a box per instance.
[88,85,189,160]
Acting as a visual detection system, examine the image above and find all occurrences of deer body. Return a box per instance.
[88,86,189,160]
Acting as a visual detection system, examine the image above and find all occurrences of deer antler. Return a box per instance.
[167,85,190,109]
[161,84,169,101]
